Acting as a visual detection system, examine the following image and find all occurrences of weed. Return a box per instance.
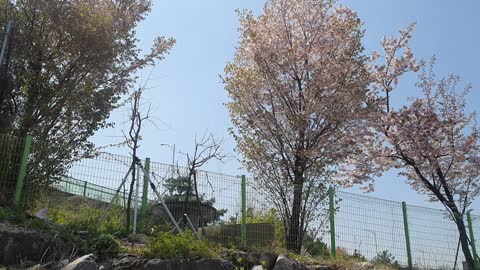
[144,231,217,259]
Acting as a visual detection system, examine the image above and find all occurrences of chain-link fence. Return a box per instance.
[4,143,480,269]
[333,191,480,270]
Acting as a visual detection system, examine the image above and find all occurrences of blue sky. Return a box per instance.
[92,1,480,209]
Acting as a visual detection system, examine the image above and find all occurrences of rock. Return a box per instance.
[260,252,278,270]
[110,255,145,270]
[0,221,52,266]
[27,264,46,270]
[144,258,235,270]
[252,266,265,270]
[34,208,49,222]
[58,259,70,268]
[46,259,70,270]
[230,252,278,270]
[61,254,97,270]
[272,255,308,270]
[232,252,261,269]
[308,266,336,270]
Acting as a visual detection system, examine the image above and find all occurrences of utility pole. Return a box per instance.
[172,144,175,178]
[160,143,176,178]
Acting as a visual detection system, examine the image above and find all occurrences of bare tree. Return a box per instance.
[123,85,152,232]
[182,134,225,231]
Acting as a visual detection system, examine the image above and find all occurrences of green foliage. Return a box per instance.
[372,250,400,269]
[352,249,367,261]
[0,205,120,260]
[309,247,368,269]
[47,202,125,236]
[0,206,51,231]
[56,226,121,260]
[302,233,329,257]
[53,206,122,259]
[0,207,25,223]
[246,208,285,249]
[39,200,124,259]
[85,233,122,260]
[29,195,125,259]
[144,231,216,259]
[0,0,174,207]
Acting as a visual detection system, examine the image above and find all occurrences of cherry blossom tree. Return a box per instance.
[383,66,477,268]
[224,0,374,252]
[347,37,479,266]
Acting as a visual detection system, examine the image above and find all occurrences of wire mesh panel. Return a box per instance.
[20,148,479,268]
[335,191,408,266]
[34,152,134,232]
[49,152,134,206]
[244,177,278,249]
[407,204,464,269]
[0,133,24,206]
[148,160,244,244]
[66,153,132,192]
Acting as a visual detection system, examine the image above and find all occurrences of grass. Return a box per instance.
[144,231,218,259]
[2,198,406,269]
[1,201,123,262]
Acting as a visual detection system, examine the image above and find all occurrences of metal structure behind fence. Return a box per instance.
[2,139,480,269]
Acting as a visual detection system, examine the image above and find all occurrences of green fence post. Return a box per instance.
[14,135,32,207]
[402,202,413,270]
[241,175,247,246]
[140,158,150,232]
[83,181,88,197]
[328,186,336,259]
[467,211,479,270]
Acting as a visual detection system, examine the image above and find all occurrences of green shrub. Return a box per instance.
[40,200,124,260]
[352,249,366,261]
[55,225,121,260]
[372,250,400,269]
[302,234,329,257]
[1,206,121,261]
[86,233,121,259]
[0,206,51,231]
[48,203,125,235]
[246,208,285,249]
[144,231,216,259]
[0,207,26,223]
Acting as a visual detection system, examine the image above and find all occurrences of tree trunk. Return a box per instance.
[193,170,204,235]
[126,156,136,232]
[287,176,303,253]
[183,169,194,229]
[437,173,475,270]
[453,209,475,270]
